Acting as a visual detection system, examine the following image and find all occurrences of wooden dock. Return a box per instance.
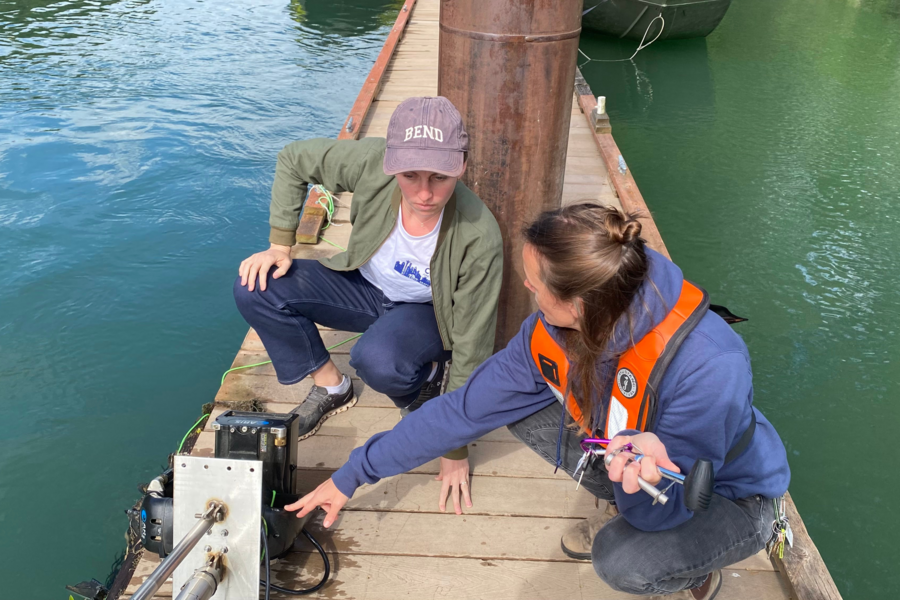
[124,1,839,598]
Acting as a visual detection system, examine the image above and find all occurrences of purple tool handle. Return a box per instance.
[580,438,635,453]
[580,438,610,452]
[581,438,634,452]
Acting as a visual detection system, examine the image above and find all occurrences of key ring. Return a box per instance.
[603,444,634,466]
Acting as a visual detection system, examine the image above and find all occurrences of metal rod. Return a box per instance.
[637,477,670,505]
[173,561,223,600]
[130,501,225,600]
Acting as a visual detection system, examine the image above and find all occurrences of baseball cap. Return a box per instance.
[383,96,469,177]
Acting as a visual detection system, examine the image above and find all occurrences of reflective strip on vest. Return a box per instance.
[529,281,709,436]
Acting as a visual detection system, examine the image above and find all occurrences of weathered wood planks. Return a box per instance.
[772,492,844,600]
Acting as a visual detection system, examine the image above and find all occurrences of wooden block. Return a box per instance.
[296,205,327,244]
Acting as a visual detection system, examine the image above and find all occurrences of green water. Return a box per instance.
[0,0,401,596]
[1,0,896,597]
[580,1,900,597]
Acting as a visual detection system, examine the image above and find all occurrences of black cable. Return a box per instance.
[259,528,330,596]
[261,521,271,600]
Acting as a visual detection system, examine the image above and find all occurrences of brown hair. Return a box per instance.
[522,203,649,429]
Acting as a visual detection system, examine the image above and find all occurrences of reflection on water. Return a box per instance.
[0,0,398,596]
[580,36,715,129]
[291,0,405,33]
[581,0,900,597]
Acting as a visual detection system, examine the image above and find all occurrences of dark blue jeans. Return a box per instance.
[508,402,776,596]
[233,259,450,408]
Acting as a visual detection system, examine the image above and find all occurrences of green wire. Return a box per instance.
[176,413,210,454]
[271,490,276,507]
[311,184,346,250]
[220,333,362,385]
[313,185,336,232]
[320,236,347,251]
[220,359,273,385]
[178,333,362,454]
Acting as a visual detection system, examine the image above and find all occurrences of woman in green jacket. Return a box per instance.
[234,97,503,512]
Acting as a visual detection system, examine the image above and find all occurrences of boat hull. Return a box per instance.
[582,0,733,40]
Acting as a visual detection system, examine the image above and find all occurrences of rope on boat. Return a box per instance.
[579,14,666,65]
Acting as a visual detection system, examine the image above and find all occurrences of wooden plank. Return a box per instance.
[310,405,518,443]
[271,556,787,600]
[771,492,844,600]
[297,471,602,519]
[124,555,172,597]
[191,430,563,480]
[302,511,590,561]
[239,327,358,355]
[337,0,418,141]
[216,370,403,407]
[293,435,571,480]
[298,511,776,574]
[223,351,349,378]
[124,554,786,600]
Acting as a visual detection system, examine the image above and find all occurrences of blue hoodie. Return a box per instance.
[332,249,791,531]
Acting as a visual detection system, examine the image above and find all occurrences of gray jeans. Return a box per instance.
[507,402,776,596]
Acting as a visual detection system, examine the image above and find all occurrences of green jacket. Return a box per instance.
[269,136,503,396]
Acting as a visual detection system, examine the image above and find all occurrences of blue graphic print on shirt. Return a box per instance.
[394,260,430,287]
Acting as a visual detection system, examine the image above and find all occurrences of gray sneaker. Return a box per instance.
[400,360,447,417]
[291,379,356,440]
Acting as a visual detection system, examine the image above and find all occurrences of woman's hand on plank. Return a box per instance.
[285,478,348,528]
[436,456,472,514]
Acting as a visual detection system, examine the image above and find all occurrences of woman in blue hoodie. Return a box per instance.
[287,203,791,600]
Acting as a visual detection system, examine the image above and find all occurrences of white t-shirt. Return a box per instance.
[359,204,443,303]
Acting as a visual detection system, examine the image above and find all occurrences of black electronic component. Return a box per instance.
[212,411,300,498]
[140,494,175,558]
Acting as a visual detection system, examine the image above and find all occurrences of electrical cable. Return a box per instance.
[261,520,271,600]
[312,184,347,250]
[259,528,330,596]
[176,413,210,454]
[220,333,362,385]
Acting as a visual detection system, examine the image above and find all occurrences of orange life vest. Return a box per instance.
[529,281,709,436]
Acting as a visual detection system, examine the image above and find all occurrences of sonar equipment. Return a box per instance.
[127,410,329,600]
